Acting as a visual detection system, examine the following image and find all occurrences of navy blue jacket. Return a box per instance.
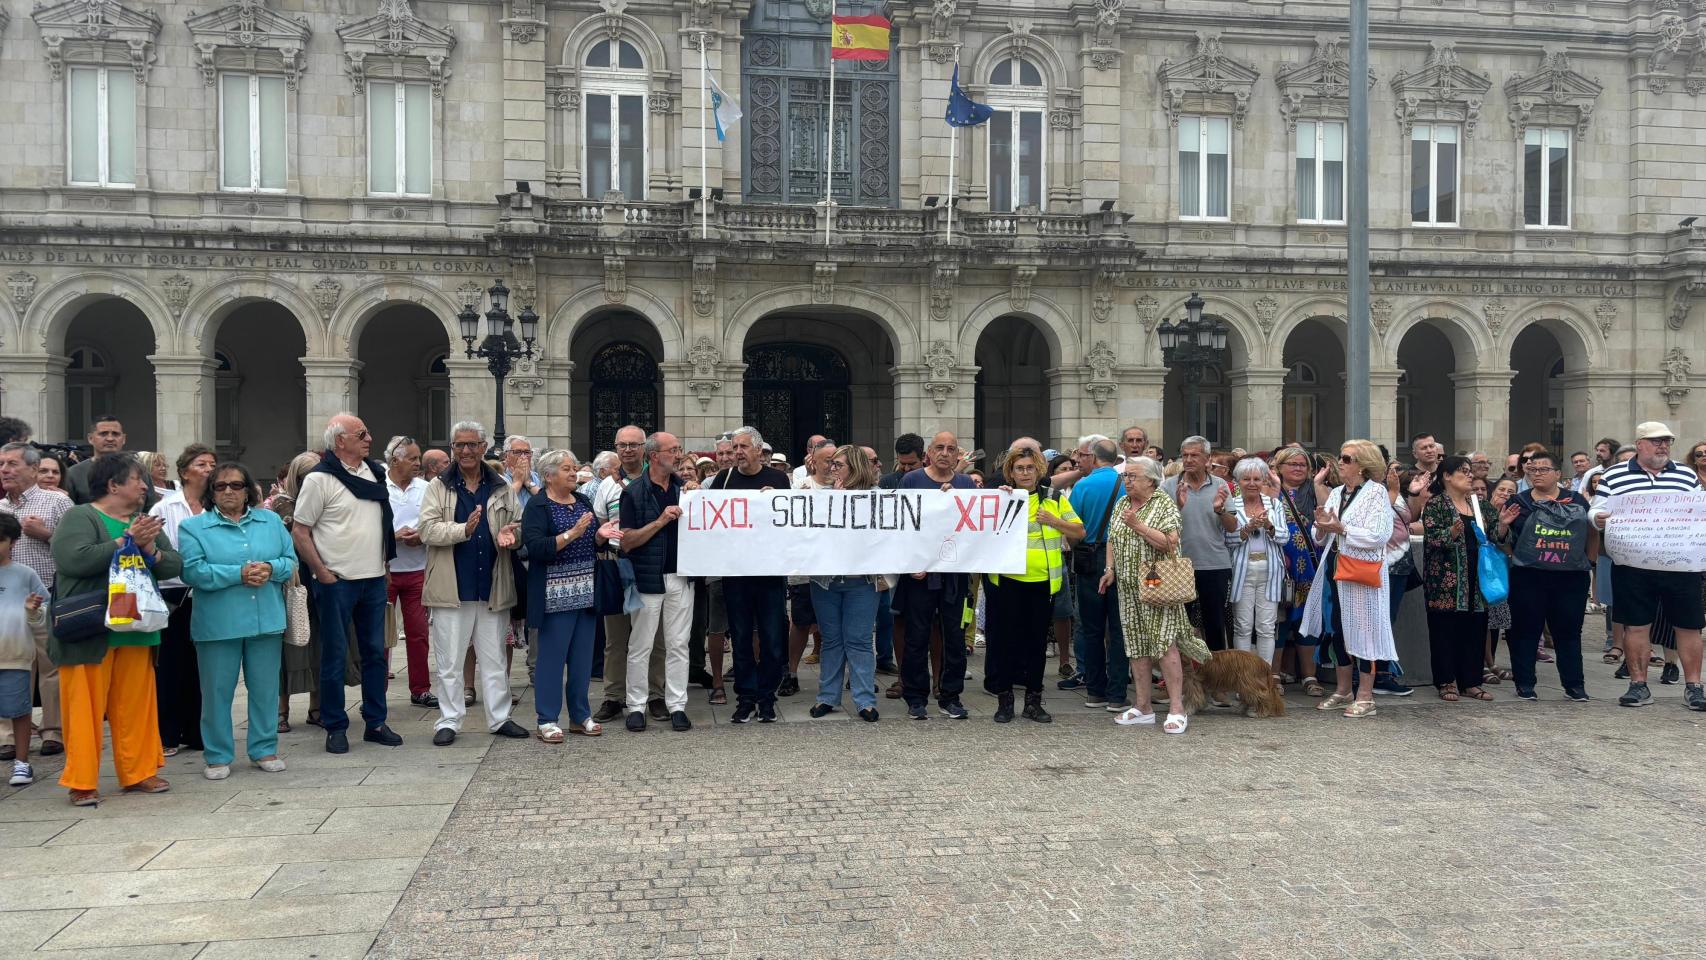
[619,472,684,594]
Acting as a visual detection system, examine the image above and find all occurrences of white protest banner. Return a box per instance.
[1601,489,1706,573]
[676,488,1029,577]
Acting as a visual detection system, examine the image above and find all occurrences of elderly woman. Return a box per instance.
[1269,446,1324,694]
[1229,457,1289,667]
[269,451,324,731]
[148,444,218,757]
[51,454,183,805]
[521,450,603,741]
[808,445,890,722]
[140,451,174,499]
[178,462,297,779]
[1423,456,1508,702]
[983,447,1084,724]
[1300,439,1399,718]
[1103,456,1213,734]
[36,454,67,495]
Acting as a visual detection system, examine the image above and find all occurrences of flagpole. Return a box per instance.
[824,0,836,247]
[946,124,956,245]
[700,31,710,240]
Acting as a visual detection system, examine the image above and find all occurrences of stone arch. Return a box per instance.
[558,11,672,78]
[956,292,1078,367]
[326,277,465,357]
[0,293,20,351]
[26,271,177,354]
[967,32,1071,94]
[180,275,326,356]
[546,284,683,365]
[1266,297,1349,367]
[1498,301,1602,369]
[1140,291,1261,369]
[1385,300,1489,370]
[723,285,917,365]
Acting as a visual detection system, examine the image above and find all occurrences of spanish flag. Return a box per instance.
[831,13,892,61]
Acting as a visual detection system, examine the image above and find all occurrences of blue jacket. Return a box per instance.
[178,506,298,642]
[619,473,684,594]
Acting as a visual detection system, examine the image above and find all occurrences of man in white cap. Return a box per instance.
[1589,421,1706,711]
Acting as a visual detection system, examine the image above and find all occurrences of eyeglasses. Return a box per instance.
[615,442,643,450]
[507,449,532,457]
[1339,455,1356,464]
[211,481,248,492]
[828,461,849,470]
[354,430,372,441]
[451,441,484,450]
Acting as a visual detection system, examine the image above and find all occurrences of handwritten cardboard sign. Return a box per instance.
[1602,490,1706,573]
[677,489,1029,577]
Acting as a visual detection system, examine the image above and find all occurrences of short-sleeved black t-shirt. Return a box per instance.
[710,466,792,491]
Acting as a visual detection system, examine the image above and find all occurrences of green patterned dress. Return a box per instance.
[1109,492,1213,664]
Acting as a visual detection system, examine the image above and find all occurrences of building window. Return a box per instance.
[1197,364,1226,448]
[1295,120,1344,224]
[67,66,136,187]
[987,57,1045,213]
[220,74,286,192]
[422,354,451,448]
[1409,123,1459,226]
[583,39,647,200]
[65,345,115,434]
[1284,361,1320,449]
[368,80,430,197]
[1179,115,1230,220]
[1523,127,1570,228]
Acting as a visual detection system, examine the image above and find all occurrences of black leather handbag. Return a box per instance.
[50,589,110,643]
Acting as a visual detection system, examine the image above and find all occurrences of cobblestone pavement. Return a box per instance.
[368,634,1706,960]
[6,624,1704,960]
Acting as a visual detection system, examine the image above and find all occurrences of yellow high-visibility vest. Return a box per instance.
[990,490,1080,594]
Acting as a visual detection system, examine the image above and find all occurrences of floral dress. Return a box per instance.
[1110,492,1212,664]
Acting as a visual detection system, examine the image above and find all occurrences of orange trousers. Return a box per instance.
[58,645,163,791]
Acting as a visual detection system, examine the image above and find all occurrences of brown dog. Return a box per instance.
[1179,649,1288,718]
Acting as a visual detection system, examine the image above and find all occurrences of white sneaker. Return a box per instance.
[9,760,33,785]
[203,765,230,781]
[1114,708,1155,726]
[252,757,286,773]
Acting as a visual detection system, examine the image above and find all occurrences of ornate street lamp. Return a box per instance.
[1157,291,1228,439]
[459,279,538,453]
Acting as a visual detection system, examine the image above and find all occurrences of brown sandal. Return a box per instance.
[1463,686,1494,700]
[1438,683,1460,701]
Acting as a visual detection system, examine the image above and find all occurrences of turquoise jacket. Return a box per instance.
[178,506,297,642]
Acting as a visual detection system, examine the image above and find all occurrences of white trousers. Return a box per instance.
[627,573,695,713]
[429,602,512,732]
[1232,556,1278,663]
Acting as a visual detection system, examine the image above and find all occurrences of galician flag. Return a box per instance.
[830,13,892,61]
[945,65,994,127]
[707,75,742,141]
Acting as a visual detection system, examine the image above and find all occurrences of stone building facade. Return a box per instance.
[1,0,1704,477]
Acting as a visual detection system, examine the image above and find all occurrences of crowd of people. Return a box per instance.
[0,408,1702,807]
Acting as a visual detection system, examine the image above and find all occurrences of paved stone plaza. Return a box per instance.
[3,629,1705,960]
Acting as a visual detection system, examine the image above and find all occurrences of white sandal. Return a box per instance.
[1163,713,1189,735]
[1114,707,1155,726]
[537,723,564,743]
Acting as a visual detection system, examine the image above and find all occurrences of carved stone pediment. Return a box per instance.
[185,0,312,89]
[1274,34,1377,131]
[32,0,162,82]
[1390,40,1492,139]
[1157,32,1261,129]
[336,0,456,97]
[1504,47,1602,139]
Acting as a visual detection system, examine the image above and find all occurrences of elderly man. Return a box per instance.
[0,443,70,760]
[896,431,978,720]
[1591,421,1706,711]
[418,421,527,744]
[591,425,666,724]
[292,414,403,753]
[708,426,793,723]
[65,416,159,508]
[1119,425,1148,464]
[790,434,827,487]
[1467,451,1492,483]
[618,432,696,732]
[1068,437,1129,709]
[383,436,435,709]
[1161,436,1238,652]
[421,447,449,481]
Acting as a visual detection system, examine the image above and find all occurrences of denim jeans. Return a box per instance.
[723,576,788,708]
[811,579,879,711]
[313,575,389,734]
[873,587,896,665]
[536,608,597,726]
[1075,574,1129,703]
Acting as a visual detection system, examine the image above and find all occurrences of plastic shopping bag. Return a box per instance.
[107,533,170,633]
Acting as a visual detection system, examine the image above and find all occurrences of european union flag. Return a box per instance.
[945,65,994,127]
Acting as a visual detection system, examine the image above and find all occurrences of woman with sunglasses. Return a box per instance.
[178,463,296,779]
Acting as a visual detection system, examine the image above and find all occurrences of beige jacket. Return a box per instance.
[417,465,520,611]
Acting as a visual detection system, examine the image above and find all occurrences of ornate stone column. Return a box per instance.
[1451,368,1515,457]
[1368,367,1403,451]
[893,358,975,443]
[300,357,364,451]
[0,354,69,442]
[443,358,494,438]
[1229,366,1288,452]
[149,354,218,459]
[1116,366,1169,442]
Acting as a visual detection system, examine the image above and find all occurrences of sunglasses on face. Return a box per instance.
[211,481,248,492]
[1339,455,1356,464]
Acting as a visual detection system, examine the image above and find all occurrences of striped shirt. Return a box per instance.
[1588,459,1701,520]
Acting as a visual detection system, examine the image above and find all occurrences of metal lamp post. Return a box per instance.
[458,279,538,454]
[1156,291,1228,439]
